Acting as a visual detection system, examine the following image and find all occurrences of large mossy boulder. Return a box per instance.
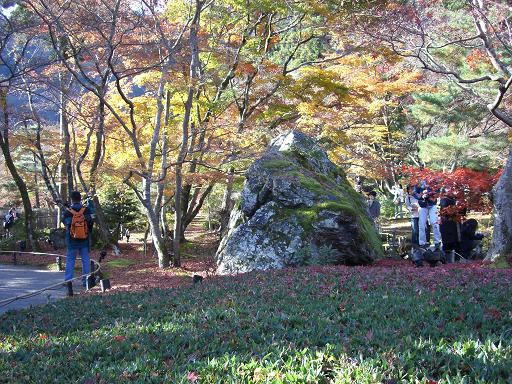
[216,130,383,275]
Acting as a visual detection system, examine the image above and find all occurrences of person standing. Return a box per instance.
[355,175,363,193]
[367,191,381,231]
[3,208,16,237]
[405,185,420,246]
[439,187,460,263]
[63,191,93,296]
[392,182,404,219]
[414,180,441,249]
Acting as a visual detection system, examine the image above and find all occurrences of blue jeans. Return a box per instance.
[419,206,441,246]
[65,246,90,284]
[411,217,419,245]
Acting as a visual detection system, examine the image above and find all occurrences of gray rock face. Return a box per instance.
[216,130,382,275]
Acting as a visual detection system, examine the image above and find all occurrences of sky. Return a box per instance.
[1,3,17,18]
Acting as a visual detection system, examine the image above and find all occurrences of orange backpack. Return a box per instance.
[67,207,88,240]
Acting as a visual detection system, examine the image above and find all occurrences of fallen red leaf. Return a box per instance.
[486,308,502,320]
[187,371,199,382]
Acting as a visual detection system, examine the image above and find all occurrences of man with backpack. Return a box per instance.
[63,191,93,296]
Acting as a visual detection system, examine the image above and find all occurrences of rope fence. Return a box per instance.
[0,251,109,309]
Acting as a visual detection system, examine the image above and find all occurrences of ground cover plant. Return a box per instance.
[1,264,511,383]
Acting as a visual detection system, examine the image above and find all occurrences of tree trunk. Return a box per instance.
[219,167,235,236]
[206,194,211,231]
[486,149,512,262]
[174,0,202,267]
[143,224,150,258]
[26,88,64,212]
[60,88,74,198]
[182,184,214,233]
[56,167,66,226]
[37,138,63,228]
[180,116,211,241]
[33,153,40,208]
[57,87,69,227]
[0,141,36,250]
[88,97,120,255]
[155,89,171,238]
[92,195,120,256]
[179,120,198,241]
[173,150,187,267]
[160,205,169,240]
[180,185,192,242]
[129,171,170,267]
[146,205,169,267]
[0,89,36,250]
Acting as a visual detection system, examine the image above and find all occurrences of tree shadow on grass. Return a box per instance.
[1,266,512,383]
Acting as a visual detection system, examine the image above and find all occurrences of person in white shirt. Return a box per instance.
[392,182,404,219]
[405,185,420,245]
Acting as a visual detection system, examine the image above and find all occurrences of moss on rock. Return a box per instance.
[217,130,382,274]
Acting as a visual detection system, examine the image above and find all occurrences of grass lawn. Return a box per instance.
[1,263,512,383]
[105,258,137,269]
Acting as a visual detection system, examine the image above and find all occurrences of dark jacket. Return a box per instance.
[460,219,484,259]
[413,185,437,208]
[439,197,459,244]
[63,203,93,249]
[367,199,381,220]
[3,212,15,229]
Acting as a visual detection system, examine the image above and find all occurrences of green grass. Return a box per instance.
[106,258,137,268]
[490,254,511,268]
[1,265,511,383]
[0,220,27,251]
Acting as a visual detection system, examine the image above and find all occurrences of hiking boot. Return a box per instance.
[419,243,430,250]
[434,243,442,250]
[414,260,423,267]
[66,281,73,297]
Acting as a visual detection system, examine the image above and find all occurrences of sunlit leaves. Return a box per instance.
[282,51,422,176]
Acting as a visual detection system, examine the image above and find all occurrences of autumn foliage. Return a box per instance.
[401,166,502,220]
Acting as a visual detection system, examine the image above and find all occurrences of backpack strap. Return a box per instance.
[67,207,85,215]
